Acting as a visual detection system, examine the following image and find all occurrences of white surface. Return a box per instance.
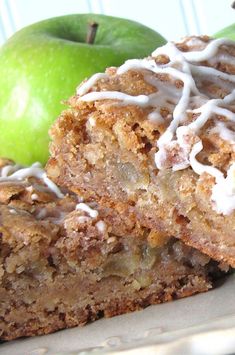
[0,2,234,354]
[0,0,234,44]
[0,274,235,355]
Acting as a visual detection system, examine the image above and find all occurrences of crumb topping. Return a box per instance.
[76,37,235,215]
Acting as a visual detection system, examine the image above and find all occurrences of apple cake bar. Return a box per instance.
[47,36,235,267]
[0,159,226,340]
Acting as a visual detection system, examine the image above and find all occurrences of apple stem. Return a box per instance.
[86,22,99,44]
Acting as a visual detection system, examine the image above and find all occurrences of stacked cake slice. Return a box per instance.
[0,158,224,340]
[1,35,234,340]
[47,35,235,267]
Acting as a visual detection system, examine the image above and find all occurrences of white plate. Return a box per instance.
[1,274,235,355]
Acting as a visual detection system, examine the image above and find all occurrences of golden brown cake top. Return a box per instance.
[73,36,235,215]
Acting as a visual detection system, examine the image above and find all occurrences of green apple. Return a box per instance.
[0,14,166,165]
[214,23,235,40]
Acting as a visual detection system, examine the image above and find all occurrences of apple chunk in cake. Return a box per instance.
[0,159,227,340]
[47,36,235,267]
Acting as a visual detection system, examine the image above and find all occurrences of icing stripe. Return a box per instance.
[0,162,64,198]
[76,37,235,215]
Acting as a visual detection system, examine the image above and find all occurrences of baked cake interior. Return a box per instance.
[0,159,226,340]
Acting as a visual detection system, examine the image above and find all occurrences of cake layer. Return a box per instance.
[46,36,235,266]
[0,159,226,340]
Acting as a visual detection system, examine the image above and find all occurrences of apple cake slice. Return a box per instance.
[47,36,235,267]
[0,159,227,340]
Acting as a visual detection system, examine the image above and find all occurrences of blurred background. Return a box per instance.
[0,0,234,44]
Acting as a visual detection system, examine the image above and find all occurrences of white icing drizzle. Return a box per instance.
[77,37,235,215]
[189,141,224,182]
[79,91,150,107]
[76,202,98,218]
[148,111,164,124]
[88,116,96,127]
[178,38,235,62]
[0,162,64,198]
[185,37,209,48]
[0,164,22,177]
[190,64,235,83]
[209,53,235,66]
[211,163,235,215]
[210,121,235,145]
[31,193,38,200]
[96,220,107,233]
[77,73,107,96]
